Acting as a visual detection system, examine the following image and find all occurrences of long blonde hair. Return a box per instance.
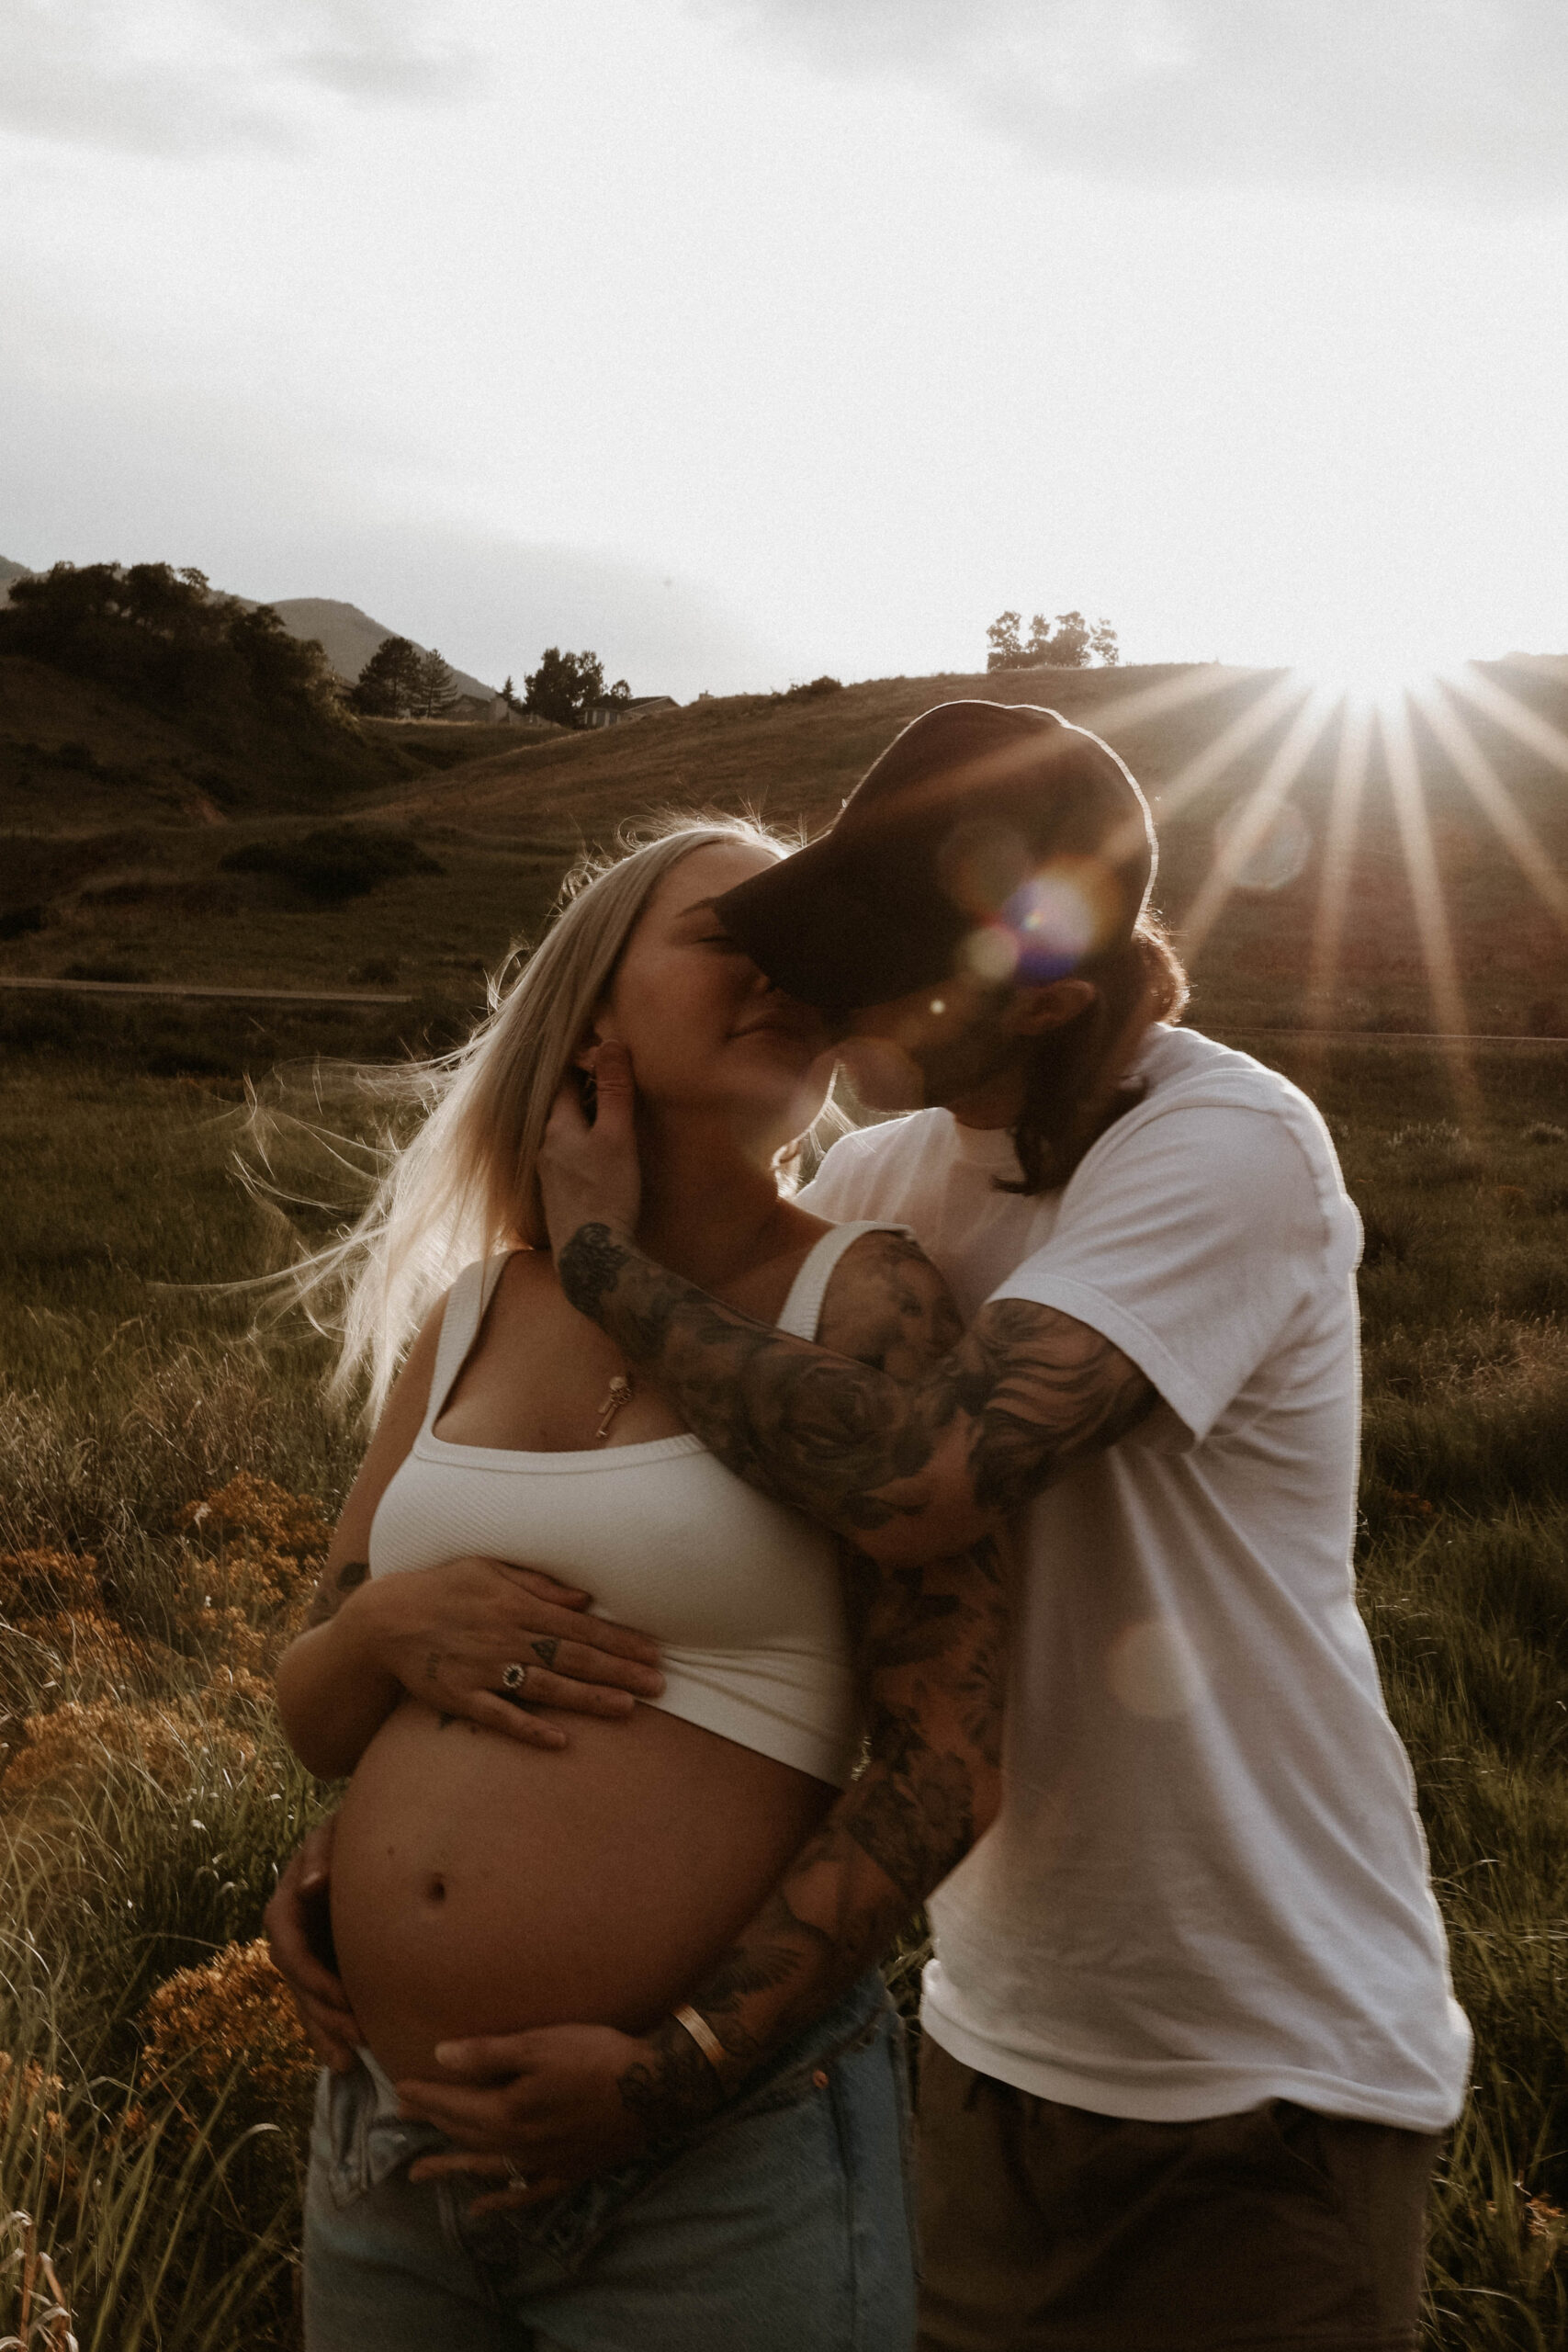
[288,817,796,1419]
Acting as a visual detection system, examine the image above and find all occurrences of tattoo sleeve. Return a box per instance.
[558,1223,1156,1566]
[572,1220,1134,2138]
[615,1531,1010,2139]
[304,1557,369,1629]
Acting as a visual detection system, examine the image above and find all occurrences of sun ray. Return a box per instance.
[1152,672,1310,827]
[1411,681,1568,932]
[1379,695,1480,1119]
[1178,686,1337,964]
[1447,663,1568,780]
[1303,696,1375,1045]
[1076,662,1255,740]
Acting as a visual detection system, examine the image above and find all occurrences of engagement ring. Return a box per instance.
[502,1662,527,1692]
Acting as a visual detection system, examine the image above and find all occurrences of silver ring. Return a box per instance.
[502,1661,527,1692]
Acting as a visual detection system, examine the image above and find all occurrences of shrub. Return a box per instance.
[220,824,443,905]
[169,1474,330,1670]
[136,1938,316,2153]
[0,1696,256,1804]
[1389,1121,1486,1184]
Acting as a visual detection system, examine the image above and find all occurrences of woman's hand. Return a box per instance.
[264,1817,361,2072]
[398,2019,715,2211]
[352,1555,665,1752]
[538,1039,643,1261]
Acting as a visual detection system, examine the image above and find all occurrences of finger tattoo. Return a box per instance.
[530,1636,559,1670]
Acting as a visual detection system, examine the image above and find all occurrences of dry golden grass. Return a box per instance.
[0,1030,1565,2345]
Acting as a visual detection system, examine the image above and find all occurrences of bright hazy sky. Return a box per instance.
[4,1,1566,699]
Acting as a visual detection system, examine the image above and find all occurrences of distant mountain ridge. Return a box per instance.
[243,597,494,700]
[0,560,493,699]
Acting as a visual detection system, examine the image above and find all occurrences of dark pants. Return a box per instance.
[916,2039,1442,2352]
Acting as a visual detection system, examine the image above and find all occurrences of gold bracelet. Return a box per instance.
[672,2003,727,2075]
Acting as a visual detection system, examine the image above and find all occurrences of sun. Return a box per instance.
[1287,627,1472,713]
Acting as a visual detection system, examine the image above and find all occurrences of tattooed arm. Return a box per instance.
[556,1222,1156,1570]
[622,1241,1011,2112]
[620,1523,1007,2132]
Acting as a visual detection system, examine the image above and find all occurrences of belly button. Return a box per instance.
[424,1875,446,1905]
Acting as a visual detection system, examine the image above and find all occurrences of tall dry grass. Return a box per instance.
[1,1042,1565,2346]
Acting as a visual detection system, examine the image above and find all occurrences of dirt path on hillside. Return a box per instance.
[1,976,1562,1042]
[0,975,412,1006]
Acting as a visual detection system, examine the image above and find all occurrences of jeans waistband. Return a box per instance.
[315,1969,897,2260]
[486,1969,899,2276]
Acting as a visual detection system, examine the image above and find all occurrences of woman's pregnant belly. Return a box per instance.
[330,1699,836,2083]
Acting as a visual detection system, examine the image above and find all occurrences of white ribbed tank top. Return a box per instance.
[368,1220,904,1787]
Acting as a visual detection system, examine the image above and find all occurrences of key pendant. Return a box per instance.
[595,1374,634,1441]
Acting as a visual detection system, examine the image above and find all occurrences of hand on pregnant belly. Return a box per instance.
[399,2018,717,2208]
[365,1554,664,1746]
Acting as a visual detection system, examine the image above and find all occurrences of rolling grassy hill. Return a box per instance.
[5,654,1565,1050]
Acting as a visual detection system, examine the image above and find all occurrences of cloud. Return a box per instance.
[0,0,481,155]
[703,0,1568,197]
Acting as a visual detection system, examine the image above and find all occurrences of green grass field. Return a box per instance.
[1,1028,1565,2345]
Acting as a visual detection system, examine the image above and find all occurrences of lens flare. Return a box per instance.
[962,925,1021,984]
[1214,798,1312,894]
[1181,687,1336,962]
[995,856,1120,983]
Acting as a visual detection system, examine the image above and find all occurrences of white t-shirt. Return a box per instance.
[801,1023,1470,2131]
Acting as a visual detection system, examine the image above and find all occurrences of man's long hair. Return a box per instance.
[1001,912,1189,1195]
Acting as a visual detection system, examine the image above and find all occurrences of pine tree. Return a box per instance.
[411,647,457,718]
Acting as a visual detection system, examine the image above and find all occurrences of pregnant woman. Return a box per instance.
[271,820,1005,2352]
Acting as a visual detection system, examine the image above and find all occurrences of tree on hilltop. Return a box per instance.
[987,609,1120,671]
[349,636,424,718]
[0,560,340,718]
[524,647,608,729]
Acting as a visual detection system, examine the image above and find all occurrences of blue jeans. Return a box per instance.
[303,1973,918,2352]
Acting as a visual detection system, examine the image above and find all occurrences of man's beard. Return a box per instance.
[839,1005,1020,1114]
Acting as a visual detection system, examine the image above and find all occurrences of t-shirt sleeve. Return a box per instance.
[796,1128,882,1221]
[989,1103,1336,1445]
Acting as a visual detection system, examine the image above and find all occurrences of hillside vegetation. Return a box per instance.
[5,652,1567,1046]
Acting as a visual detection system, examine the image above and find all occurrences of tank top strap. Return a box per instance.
[775,1219,913,1343]
[423,1256,509,1431]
